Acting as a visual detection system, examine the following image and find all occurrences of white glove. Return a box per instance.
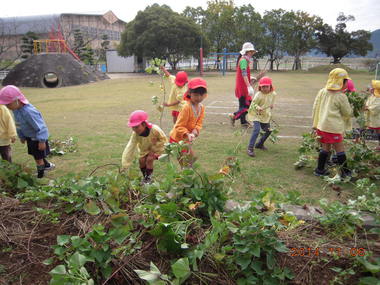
[248,86,254,96]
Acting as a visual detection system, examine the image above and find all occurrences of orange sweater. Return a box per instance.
[169,101,205,142]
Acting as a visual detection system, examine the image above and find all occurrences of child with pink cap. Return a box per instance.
[246,77,277,157]
[121,110,167,184]
[0,85,55,178]
[0,104,17,162]
[160,66,188,124]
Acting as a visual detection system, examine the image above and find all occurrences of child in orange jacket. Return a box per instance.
[169,78,207,166]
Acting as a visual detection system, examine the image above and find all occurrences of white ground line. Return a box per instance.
[278,135,302,139]
[206,111,311,119]
[207,100,311,107]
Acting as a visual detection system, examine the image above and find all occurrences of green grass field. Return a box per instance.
[10,70,375,203]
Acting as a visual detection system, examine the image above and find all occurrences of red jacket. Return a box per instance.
[235,55,251,100]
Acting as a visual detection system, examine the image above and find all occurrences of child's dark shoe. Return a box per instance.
[247,148,255,157]
[44,162,55,171]
[313,168,330,177]
[255,144,268,151]
[228,113,235,127]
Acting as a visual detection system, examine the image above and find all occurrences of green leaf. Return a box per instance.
[134,270,160,282]
[57,235,70,246]
[274,242,289,253]
[84,200,101,215]
[17,178,28,189]
[49,265,67,275]
[236,255,251,270]
[42,257,54,265]
[359,276,380,285]
[68,252,89,267]
[109,226,131,244]
[251,244,261,257]
[172,258,190,280]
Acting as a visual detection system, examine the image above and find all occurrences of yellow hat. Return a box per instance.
[325,68,350,91]
[372,80,380,97]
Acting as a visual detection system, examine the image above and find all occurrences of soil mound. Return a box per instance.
[2,53,109,88]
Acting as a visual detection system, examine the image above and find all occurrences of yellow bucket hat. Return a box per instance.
[326,68,350,91]
[372,80,380,97]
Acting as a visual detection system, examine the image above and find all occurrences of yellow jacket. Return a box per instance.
[247,91,276,123]
[166,75,186,111]
[169,101,205,142]
[365,95,380,128]
[312,88,353,134]
[121,124,167,170]
[0,105,17,146]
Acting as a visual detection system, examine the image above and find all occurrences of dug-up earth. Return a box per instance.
[0,195,378,285]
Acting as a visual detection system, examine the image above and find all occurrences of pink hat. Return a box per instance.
[346,79,356,92]
[128,110,152,128]
[0,85,29,105]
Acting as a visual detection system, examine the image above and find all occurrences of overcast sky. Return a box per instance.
[1,0,379,32]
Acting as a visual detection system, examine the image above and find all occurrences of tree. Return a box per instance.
[262,9,288,71]
[316,13,373,64]
[118,4,203,70]
[20,31,39,59]
[202,0,237,53]
[283,11,323,70]
[96,34,110,63]
[73,29,94,64]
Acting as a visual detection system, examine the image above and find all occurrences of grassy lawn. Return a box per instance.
[10,70,375,203]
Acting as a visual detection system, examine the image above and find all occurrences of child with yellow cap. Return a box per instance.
[312,68,353,178]
[122,110,168,184]
[364,80,380,151]
[160,66,188,124]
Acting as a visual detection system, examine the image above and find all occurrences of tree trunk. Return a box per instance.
[292,56,302,70]
[332,56,341,64]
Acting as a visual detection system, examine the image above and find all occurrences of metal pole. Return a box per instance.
[200,47,203,76]
[223,48,227,76]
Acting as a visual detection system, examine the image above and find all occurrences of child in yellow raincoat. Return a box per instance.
[312,68,353,178]
[246,77,276,157]
[122,110,167,184]
[0,104,17,162]
[160,66,188,124]
[365,80,380,151]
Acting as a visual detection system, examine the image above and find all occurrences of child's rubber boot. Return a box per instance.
[314,150,329,177]
[37,165,45,178]
[247,147,255,157]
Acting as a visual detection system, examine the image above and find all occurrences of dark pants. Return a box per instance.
[248,121,271,148]
[233,96,250,125]
[26,138,51,160]
[0,145,12,162]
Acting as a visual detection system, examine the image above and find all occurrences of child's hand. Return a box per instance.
[270,104,274,109]
[364,106,369,111]
[20,138,25,144]
[38,142,46,151]
[191,129,199,137]
[187,133,196,142]
[257,106,263,114]
[11,137,16,143]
